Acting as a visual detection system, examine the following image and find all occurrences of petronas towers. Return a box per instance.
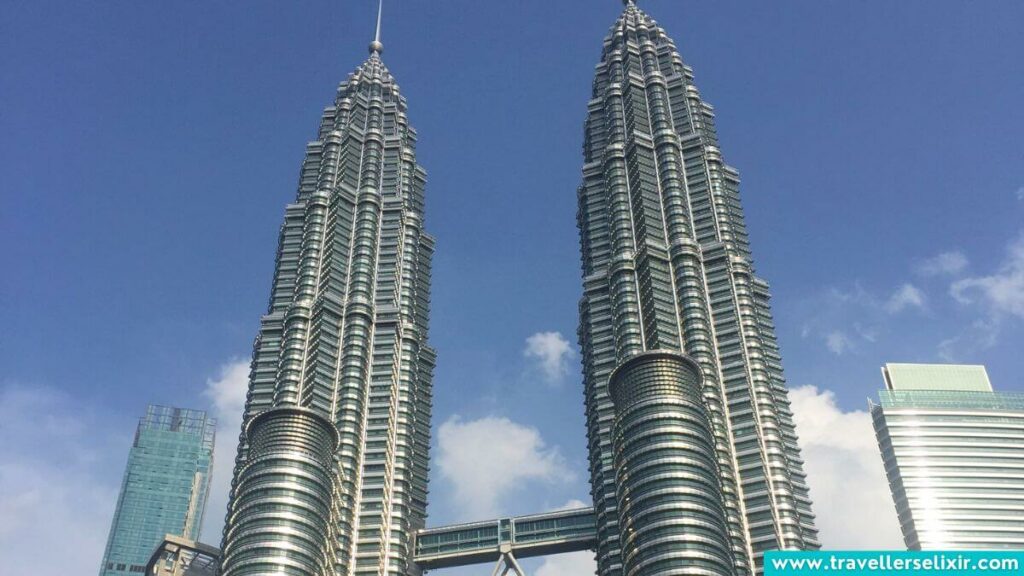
[219,2,818,575]
[220,32,435,576]
[578,3,818,575]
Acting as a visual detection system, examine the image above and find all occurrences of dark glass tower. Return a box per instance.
[576,3,820,574]
[219,18,436,576]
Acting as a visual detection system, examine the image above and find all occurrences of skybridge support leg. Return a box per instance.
[490,545,526,576]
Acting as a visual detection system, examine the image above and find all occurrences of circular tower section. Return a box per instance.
[609,352,736,576]
[221,407,340,576]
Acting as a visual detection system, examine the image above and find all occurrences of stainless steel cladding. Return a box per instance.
[609,352,735,576]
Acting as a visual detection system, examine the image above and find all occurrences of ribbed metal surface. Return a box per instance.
[872,389,1024,550]
[221,408,339,576]
[610,353,734,576]
[576,4,818,575]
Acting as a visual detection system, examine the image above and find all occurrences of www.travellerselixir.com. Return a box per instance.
[765,551,1022,575]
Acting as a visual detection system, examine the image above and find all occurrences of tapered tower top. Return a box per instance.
[368,0,384,54]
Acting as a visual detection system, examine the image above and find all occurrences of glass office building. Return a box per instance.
[575,2,819,575]
[872,363,1024,549]
[217,27,436,576]
[99,405,216,576]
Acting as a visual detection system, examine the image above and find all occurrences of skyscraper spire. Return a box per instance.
[369,0,384,54]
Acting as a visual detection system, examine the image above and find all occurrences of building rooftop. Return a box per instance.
[145,535,219,576]
[882,363,992,392]
[876,388,1024,411]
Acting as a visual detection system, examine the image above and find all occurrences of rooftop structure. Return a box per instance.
[145,536,220,576]
[883,363,993,392]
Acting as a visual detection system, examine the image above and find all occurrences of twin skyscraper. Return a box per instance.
[218,2,820,575]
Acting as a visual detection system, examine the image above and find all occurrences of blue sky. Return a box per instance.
[2,1,1023,574]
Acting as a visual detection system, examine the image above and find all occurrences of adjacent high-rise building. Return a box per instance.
[872,363,1024,550]
[576,2,819,574]
[99,405,215,576]
[218,9,436,576]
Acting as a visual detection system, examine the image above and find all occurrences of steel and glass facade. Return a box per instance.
[872,364,1024,550]
[100,406,216,576]
[219,37,435,576]
[609,352,734,576]
[576,3,819,575]
[414,508,598,570]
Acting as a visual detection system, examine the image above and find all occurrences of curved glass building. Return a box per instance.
[219,29,436,576]
[872,364,1024,550]
[576,2,819,574]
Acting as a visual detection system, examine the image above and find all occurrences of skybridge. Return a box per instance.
[414,507,597,574]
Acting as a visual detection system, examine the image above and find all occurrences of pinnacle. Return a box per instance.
[369,0,384,54]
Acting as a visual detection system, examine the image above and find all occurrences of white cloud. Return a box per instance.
[803,284,916,354]
[524,331,575,384]
[554,498,590,511]
[200,359,251,543]
[825,330,853,355]
[951,234,1024,320]
[436,416,574,520]
[884,283,927,314]
[536,551,597,576]
[1017,187,1024,201]
[204,359,249,421]
[852,322,878,343]
[0,385,124,575]
[789,385,904,549]
[916,251,968,277]
[937,318,1000,362]
[535,499,597,576]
